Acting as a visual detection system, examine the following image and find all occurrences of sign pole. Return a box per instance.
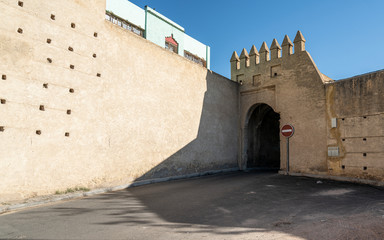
[286,137,289,175]
[281,124,294,176]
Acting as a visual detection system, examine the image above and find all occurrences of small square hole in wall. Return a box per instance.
[96,73,101,77]
[0,126,4,132]
[271,65,281,77]
[70,64,74,69]
[363,138,367,141]
[363,166,367,170]
[47,58,52,63]
[342,138,345,141]
[39,105,45,111]
[46,38,51,44]
[363,153,367,157]
[17,28,23,34]
[2,75,6,80]
[43,83,48,88]
[65,132,70,137]
[50,14,55,20]
[66,109,71,115]
[341,165,345,169]
[68,46,73,51]
[69,88,74,93]
[342,118,345,121]
[363,116,367,119]
[36,130,41,135]
[1,99,6,104]
[93,53,97,58]
[18,1,23,7]
[71,23,76,28]
[94,32,98,37]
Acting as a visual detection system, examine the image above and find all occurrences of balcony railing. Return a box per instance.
[105,11,144,37]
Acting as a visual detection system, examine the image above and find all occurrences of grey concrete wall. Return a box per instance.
[0,0,239,202]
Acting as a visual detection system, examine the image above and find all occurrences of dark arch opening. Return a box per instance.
[247,104,280,171]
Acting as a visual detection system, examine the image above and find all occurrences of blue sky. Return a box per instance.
[125,0,384,80]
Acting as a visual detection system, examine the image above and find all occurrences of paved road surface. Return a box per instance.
[0,172,383,239]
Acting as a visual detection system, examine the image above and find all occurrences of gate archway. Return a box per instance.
[245,104,280,171]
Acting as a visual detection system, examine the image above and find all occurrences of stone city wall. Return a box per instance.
[326,70,384,181]
[0,0,239,202]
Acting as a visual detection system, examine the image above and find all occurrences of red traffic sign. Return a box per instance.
[281,124,294,138]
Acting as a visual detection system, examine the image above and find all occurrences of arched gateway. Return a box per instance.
[244,104,280,171]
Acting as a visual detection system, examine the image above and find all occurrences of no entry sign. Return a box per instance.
[281,124,294,138]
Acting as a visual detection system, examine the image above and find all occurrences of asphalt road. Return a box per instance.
[0,172,383,240]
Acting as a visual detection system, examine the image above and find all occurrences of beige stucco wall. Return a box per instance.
[0,0,239,202]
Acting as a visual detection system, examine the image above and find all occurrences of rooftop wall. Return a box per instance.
[106,0,145,28]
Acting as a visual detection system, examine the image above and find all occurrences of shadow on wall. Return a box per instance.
[134,71,239,182]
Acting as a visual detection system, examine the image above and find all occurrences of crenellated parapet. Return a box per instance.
[230,30,307,82]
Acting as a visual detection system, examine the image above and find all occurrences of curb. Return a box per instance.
[278,171,384,187]
[0,167,239,215]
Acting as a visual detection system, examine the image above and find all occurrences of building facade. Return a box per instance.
[106,0,210,68]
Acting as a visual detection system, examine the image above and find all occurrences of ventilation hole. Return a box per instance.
[46,38,51,44]
[363,138,367,141]
[69,64,74,69]
[66,109,71,115]
[363,116,367,119]
[65,132,70,137]
[17,28,23,34]
[341,165,345,169]
[363,153,367,157]
[1,99,6,104]
[36,130,41,135]
[96,73,101,77]
[94,32,98,37]
[47,58,52,63]
[92,53,97,58]
[0,126,4,132]
[2,75,6,80]
[71,23,75,28]
[342,139,345,141]
[274,72,278,76]
[18,1,23,7]
[68,46,73,51]
[341,118,345,121]
[50,14,55,20]
[43,83,48,88]
[69,88,74,93]
[39,105,45,111]
[363,166,367,170]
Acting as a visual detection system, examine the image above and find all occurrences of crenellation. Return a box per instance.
[230,51,240,80]
[230,31,309,82]
[249,45,259,66]
[239,48,250,69]
[281,35,293,57]
[259,42,270,63]
[270,39,281,60]
[293,30,306,53]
